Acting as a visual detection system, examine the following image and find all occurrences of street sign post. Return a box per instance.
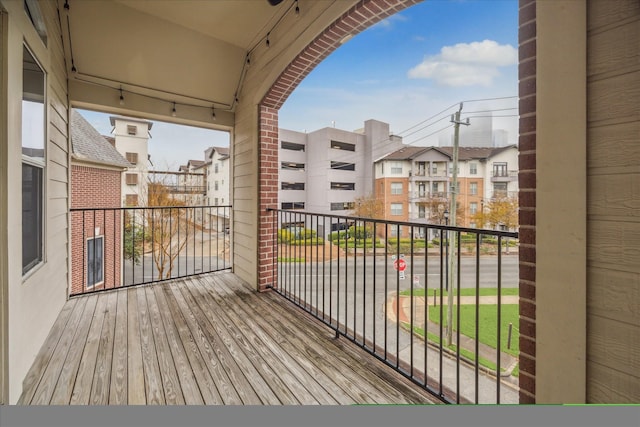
[394,258,407,280]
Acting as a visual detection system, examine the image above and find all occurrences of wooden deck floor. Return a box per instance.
[18,272,440,405]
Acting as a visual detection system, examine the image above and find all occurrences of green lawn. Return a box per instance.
[406,303,519,375]
[400,287,519,298]
[427,304,520,357]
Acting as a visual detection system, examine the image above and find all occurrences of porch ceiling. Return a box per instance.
[61,0,349,128]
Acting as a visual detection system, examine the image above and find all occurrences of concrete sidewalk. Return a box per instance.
[389,294,519,377]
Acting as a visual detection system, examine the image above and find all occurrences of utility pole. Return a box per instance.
[446,103,470,347]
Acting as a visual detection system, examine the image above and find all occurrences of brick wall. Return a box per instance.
[518,0,537,404]
[70,165,122,295]
[258,106,279,292]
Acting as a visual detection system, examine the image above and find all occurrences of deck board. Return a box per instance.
[18,272,441,405]
[127,288,145,404]
[109,290,128,404]
[18,298,78,405]
[90,291,117,404]
[49,295,99,404]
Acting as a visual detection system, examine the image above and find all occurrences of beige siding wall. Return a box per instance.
[1,0,69,403]
[231,102,258,285]
[231,2,355,288]
[586,0,640,403]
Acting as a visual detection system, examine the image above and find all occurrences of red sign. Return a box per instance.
[394,259,407,272]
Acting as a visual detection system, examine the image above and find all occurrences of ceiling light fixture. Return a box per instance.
[295,0,300,15]
[119,87,125,105]
[171,102,177,117]
[212,107,217,121]
[266,32,270,48]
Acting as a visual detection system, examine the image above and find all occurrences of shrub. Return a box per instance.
[348,225,372,240]
[277,229,292,243]
[290,237,324,246]
[328,230,349,241]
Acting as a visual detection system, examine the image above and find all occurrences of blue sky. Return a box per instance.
[79,0,518,169]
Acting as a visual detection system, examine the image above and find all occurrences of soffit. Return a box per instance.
[62,0,297,125]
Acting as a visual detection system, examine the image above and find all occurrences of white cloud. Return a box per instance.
[408,40,517,87]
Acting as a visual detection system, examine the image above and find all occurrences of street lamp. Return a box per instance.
[444,208,449,291]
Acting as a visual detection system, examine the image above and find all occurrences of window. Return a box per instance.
[431,164,437,175]
[86,236,104,288]
[432,182,439,193]
[215,197,219,205]
[493,162,508,177]
[390,225,401,237]
[215,181,219,191]
[330,202,355,211]
[391,203,403,216]
[22,45,46,275]
[281,161,305,171]
[470,222,476,228]
[125,194,138,206]
[281,182,305,190]
[331,182,355,190]
[281,141,305,151]
[390,162,403,174]
[126,125,137,136]
[418,205,426,219]
[470,163,478,175]
[493,182,508,197]
[214,163,219,173]
[125,173,138,185]
[125,152,138,165]
[330,161,355,171]
[470,202,478,215]
[417,183,426,197]
[281,202,305,210]
[470,182,478,195]
[390,182,402,195]
[330,140,355,151]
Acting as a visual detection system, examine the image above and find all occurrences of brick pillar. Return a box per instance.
[518,0,536,404]
[258,105,279,291]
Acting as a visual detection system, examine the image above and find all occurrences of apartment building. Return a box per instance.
[375,145,519,237]
[108,116,153,207]
[205,146,230,207]
[279,119,404,233]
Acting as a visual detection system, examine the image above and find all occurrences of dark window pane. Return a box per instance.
[22,164,43,273]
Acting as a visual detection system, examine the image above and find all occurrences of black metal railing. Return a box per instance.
[69,205,231,297]
[268,208,519,404]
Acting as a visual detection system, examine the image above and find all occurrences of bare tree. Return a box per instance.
[145,182,194,279]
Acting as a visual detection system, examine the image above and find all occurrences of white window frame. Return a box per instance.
[390,203,403,216]
[22,44,47,276]
[390,182,402,195]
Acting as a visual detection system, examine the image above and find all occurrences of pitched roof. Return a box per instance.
[379,146,429,160]
[71,110,131,168]
[438,145,517,160]
[209,146,230,160]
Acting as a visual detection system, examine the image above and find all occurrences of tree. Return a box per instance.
[484,195,518,231]
[145,182,194,280]
[352,193,384,219]
[353,193,384,239]
[422,197,465,228]
[123,211,145,264]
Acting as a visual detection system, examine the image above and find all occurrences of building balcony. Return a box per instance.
[410,191,448,202]
[20,203,518,406]
[18,271,441,405]
[490,171,518,182]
